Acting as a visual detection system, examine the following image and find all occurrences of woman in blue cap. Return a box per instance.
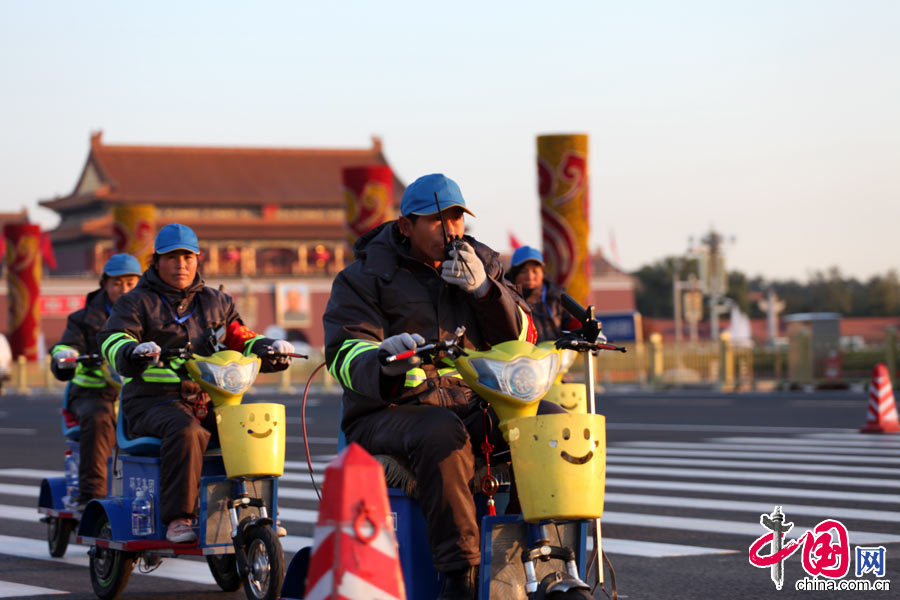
[50,253,142,509]
[507,246,575,342]
[99,223,294,543]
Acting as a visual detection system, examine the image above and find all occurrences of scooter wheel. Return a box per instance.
[241,525,285,600]
[89,519,135,600]
[207,554,241,592]
[47,516,75,557]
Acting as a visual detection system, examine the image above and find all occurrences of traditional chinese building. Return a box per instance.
[39,132,404,277]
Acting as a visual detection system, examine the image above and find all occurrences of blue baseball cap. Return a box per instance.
[511,246,544,268]
[103,253,142,277]
[400,173,475,217]
[154,223,200,254]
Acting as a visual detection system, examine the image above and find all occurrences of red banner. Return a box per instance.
[342,166,394,244]
[39,295,86,316]
[4,224,42,361]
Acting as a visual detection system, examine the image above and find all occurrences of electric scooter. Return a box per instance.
[284,294,624,599]
[38,355,122,558]
[75,343,304,600]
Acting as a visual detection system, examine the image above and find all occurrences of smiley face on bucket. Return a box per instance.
[543,427,599,465]
[240,409,278,438]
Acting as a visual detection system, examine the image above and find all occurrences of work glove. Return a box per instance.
[269,340,295,367]
[53,348,78,370]
[441,241,490,297]
[378,333,426,377]
[130,341,161,367]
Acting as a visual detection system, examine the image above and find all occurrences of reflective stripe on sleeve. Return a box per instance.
[328,339,379,392]
[243,335,266,357]
[142,367,181,383]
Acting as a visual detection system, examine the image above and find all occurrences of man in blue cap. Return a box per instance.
[507,246,575,342]
[50,253,142,509]
[99,223,294,543]
[324,174,544,599]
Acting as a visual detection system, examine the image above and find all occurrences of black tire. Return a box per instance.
[47,516,75,558]
[241,525,285,600]
[89,519,135,600]
[207,554,242,592]
[545,588,593,600]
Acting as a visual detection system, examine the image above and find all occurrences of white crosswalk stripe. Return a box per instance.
[2,427,900,585]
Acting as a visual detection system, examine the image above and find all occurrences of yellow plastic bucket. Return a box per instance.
[543,383,587,413]
[506,413,606,522]
[215,403,286,478]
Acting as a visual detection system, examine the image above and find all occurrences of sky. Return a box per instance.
[2,0,898,281]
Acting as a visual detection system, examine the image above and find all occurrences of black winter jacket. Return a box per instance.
[50,288,118,404]
[323,221,535,431]
[98,267,278,425]
[518,281,574,343]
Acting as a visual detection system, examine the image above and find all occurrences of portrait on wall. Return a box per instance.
[275,282,311,327]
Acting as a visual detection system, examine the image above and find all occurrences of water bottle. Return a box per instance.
[63,450,79,508]
[131,489,153,536]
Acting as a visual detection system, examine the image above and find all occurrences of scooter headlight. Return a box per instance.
[470,353,559,402]
[194,361,260,395]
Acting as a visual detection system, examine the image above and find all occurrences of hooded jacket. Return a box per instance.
[323,221,536,431]
[98,267,277,423]
[50,288,118,403]
[517,281,574,343]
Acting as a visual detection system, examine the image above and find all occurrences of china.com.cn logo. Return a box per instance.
[749,506,890,592]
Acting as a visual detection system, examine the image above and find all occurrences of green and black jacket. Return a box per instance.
[323,221,535,432]
[98,267,279,424]
[50,288,118,404]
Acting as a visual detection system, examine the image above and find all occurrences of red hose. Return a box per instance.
[302,362,327,501]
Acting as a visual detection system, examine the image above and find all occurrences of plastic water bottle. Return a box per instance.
[131,490,153,536]
[63,450,79,508]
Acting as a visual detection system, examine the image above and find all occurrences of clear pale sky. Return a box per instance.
[2,1,898,281]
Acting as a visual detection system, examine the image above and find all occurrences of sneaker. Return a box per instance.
[276,520,287,537]
[165,518,197,544]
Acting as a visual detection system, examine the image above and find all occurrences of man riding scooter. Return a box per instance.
[50,253,142,510]
[323,173,564,600]
[99,223,295,543]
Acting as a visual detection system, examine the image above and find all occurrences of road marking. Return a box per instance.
[616,440,900,456]
[606,464,900,488]
[602,538,734,557]
[605,478,900,504]
[602,512,900,545]
[713,436,900,448]
[803,431,900,441]
[605,493,900,523]
[0,581,66,597]
[0,468,61,479]
[608,446,900,465]
[608,454,900,476]
[0,534,217,585]
[0,483,39,497]
[605,423,853,434]
[0,428,36,436]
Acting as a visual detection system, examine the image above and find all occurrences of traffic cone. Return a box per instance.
[304,442,406,600]
[860,363,900,433]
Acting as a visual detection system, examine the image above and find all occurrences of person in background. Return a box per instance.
[507,246,574,342]
[50,253,142,509]
[99,224,294,543]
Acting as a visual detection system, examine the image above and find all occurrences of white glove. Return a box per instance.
[379,333,426,377]
[441,241,490,297]
[131,341,161,366]
[53,348,78,369]
[270,340,295,366]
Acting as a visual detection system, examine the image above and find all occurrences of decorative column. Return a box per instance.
[3,224,41,361]
[537,134,590,305]
[342,166,394,245]
[112,204,155,270]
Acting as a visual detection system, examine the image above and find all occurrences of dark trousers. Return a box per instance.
[69,395,116,501]
[129,401,216,525]
[346,400,564,572]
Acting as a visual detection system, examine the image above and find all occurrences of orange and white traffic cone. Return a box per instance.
[860,363,900,433]
[304,442,406,600]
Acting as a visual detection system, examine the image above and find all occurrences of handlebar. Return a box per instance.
[559,293,627,352]
[59,353,103,365]
[380,326,468,365]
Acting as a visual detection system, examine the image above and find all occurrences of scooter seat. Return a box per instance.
[115,398,161,456]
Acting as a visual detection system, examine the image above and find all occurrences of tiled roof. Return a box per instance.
[41,131,404,211]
